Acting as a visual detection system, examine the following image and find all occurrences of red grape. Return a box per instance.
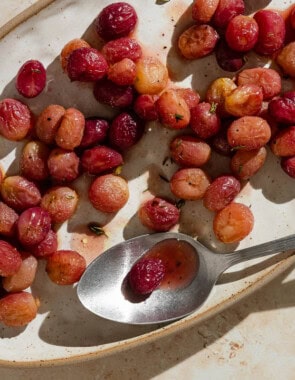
[281,156,295,178]
[190,102,221,139]
[109,112,144,150]
[31,229,58,259]
[170,135,211,167]
[79,117,109,148]
[20,140,50,182]
[133,94,159,121]
[225,15,259,52]
[0,240,22,277]
[268,91,295,125]
[0,201,19,237]
[101,37,142,64]
[16,59,46,98]
[81,146,123,175]
[212,0,245,29]
[47,148,80,183]
[93,78,134,108]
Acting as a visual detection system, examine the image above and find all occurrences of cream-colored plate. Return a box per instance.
[0,0,294,367]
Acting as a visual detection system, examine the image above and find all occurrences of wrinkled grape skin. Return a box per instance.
[16,59,46,98]
[175,88,200,110]
[133,94,159,121]
[0,98,33,141]
[268,92,295,125]
[0,240,22,277]
[203,175,241,211]
[79,117,109,148]
[206,77,237,117]
[138,197,180,232]
[178,24,219,60]
[192,0,220,23]
[190,102,221,139]
[41,186,78,223]
[88,174,129,213]
[134,57,168,95]
[108,58,136,85]
[2,254,38,292]
[95,2,138,41]
[254,10,286,56]
[170,168,210,200]
[210,129,233,156]
[156,90,190,129]
[213,202,254,243]
[101,37,142,64]
[225,15,258,52]
[224,84,263,117]
[170,135,211,167]
[93,78,134,108]
[109,112,144,150]
[60,38,90,72]
[230,147,267,180]
[67,47,109,82]
[237,68,281,101]
[55,108,85,150]
[1,176,41,212]
[0,201,19,237]
[215,40,245,72]
[46,250,86,285]
[81,146,123,175]
[31,229,58,259]
[35,104,66,145]
[281,156,295,178]
[276,42,295,78]
[17,207,51,247]
[212,0,245,29]
[20,140,50,182]
[270,127,295,157]
[0,291,39,327]
[47,148,80,183]
[227,116,271,151]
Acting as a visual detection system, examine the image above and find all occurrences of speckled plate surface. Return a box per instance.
[0,0,295,367]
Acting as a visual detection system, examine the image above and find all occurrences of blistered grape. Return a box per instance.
[225,15,258,52]
[0,201,19,237]
[79,117,109,148]
[203,175,241,211]
[212,0,245,29]
[0,98,33,141]
[224,84,263,117]
[138,197,180,232]
[109,112,144,150]
[0,240,22,277]
[281,156,295,178]
[134,56,168,95]
[227,116,271,150]
[175,88,200,110]
[192,0,220,23]
[94,2,138,41]
[156,90,190,129]
[270,126,295,157]
[170,135,211,167]
[16,60,46,98]
[47,148,80,183]
[101,37,142,64]
[170,168,210,200]
[133,94,159,121]
[190,102,221,139]
[55,108,85,150]
[20,140,50,181]
[81,146,123,175]
[93,78,134,108]
[60,38,90,72]
[268,91,295,125]
[0,291,39,327]
[31,229,58,259]
[67,47,109,82]
[206,77,237,117]
[178,24,219,60]
[108,58,136,85]
[1,176,41,212]
[35,104,66,145]
[230,147,267,180]
[17,207,51,247]
[276,42,295,78]
[40,186,78,223]
[88,174,129,213]
[213,202,254,243]
[2,254,38,293]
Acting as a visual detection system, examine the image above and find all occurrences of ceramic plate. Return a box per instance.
[0,0,295,367]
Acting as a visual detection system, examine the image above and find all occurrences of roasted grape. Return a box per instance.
[16,60,46,98]
[109,112,144,150]
[46,250,86,285]
[88,174,129,213]
[281,156,295,178]
[170,168,210,200]
[79,117,109,148]
[20,140,50,182]
[215,40,245,72]
[230,147,267,180]
[55,108,85,150]
[134,56,168,95]
[60,38,90,72]
[108,58,136,85]
[35,104,65,145]
[47,148,80,183]
[0,201,19,237]
[192,0,220,24]
[276,42,295,78]
[170,135,211,167]
[206,77,237,117]
[175,88,200,110]
[156,90,190,129]
[190,102,221,139]
[270,127,295,157]
[225,15,258,52]
[224,84,263,117]
[93,78,134,108]
[101,37,142,64]
[212,0,245,29]
[133,94,159,121]
[268,91,295,125]
[0,240,22,277]
[31,229,58,259]
[138,197,180,232]
[81,146,123,175]
[213,202,254,243]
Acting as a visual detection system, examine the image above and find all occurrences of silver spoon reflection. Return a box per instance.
[77,232,295,325]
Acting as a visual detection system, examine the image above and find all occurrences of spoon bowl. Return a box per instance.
[77,232,295,325]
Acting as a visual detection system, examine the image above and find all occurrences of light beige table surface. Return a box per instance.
[0,2,294,379]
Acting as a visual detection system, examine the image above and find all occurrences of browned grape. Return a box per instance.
[206,77,237,117]
[213,202,254,243]
[1,176,41,212]
[134,56,168,95]
[270,127,295,157]
[47,148,80,183]
[170,135,211,167]
[192,0,220,23]
[108,58,136,85]
[224,84,263,117]
[20,140,50,182]
[88,174,129,213]
[175,88,200,110]
[46,250,86,285]
[0,291,39,327]
[230,147,267,180]
[55,108,85,150]
[0,201,19,237]
[35,104,66,145]
[227,116,271,150]
[81,145,123,175]
[156,90,190,129]
[170,168,210,200]
[41,186,78,223]
[0,240,22,277]
[2,253,38,292]
[138,197,180,232]
[276,42,295,78]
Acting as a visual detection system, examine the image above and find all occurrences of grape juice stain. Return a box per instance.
[143,238,199,290]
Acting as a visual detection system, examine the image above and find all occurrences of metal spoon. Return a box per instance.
[77,232,295,325]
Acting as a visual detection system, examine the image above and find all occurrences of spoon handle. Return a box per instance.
[218,234,295,272]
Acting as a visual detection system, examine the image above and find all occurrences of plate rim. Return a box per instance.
[0,0,294,368]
